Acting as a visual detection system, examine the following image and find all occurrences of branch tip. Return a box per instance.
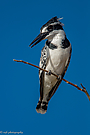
[81,83,86,90]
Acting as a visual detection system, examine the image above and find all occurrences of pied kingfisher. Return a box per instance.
[29,16,72,114]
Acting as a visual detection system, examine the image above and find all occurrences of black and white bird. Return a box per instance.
[29,16,72,114]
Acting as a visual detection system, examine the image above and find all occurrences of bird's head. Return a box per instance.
[29,16,64,48]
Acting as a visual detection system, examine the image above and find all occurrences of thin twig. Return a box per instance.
[13,59,90,101]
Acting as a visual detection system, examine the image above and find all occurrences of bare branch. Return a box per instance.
[13,59,90,101]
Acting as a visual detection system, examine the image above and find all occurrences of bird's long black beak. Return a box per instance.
[29,32,49,48]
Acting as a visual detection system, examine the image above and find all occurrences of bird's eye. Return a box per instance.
[47,25,53,31]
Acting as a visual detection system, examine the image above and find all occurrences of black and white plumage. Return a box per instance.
[29,16,72,114]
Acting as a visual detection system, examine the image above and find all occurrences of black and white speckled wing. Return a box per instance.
[36,45,50,114]
[39,45,49,101]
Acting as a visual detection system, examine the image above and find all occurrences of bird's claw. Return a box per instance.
[46,70,52,75]
[57,75,62,80]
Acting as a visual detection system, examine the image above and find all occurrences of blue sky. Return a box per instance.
[0,0,90,135]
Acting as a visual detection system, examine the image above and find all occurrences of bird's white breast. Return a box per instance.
[41,30,71,100]
[46,31,70,75]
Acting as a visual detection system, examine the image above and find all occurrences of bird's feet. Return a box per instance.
[57,74,62,80]
[46,70,52,75]
[46,71,62,81]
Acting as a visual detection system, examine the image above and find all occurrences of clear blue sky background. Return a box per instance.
[0,0,90,135]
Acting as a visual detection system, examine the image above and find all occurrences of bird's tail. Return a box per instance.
[36,100,48,114]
